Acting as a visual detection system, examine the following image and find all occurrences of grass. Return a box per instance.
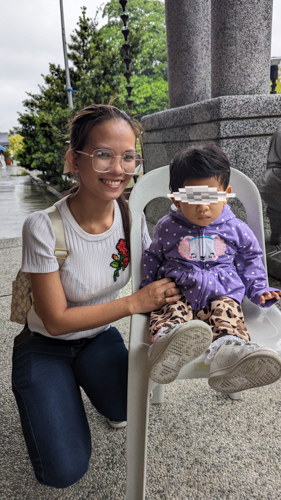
[10,169,30,176]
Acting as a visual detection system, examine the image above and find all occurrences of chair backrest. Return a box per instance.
[129,166,266,294]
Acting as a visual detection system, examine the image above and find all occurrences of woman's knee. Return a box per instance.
[12,376,92,489]
[38,450,91,488]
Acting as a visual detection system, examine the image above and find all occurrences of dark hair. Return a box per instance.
[169,145,230,192]
[67,104,142,257]
[68,104,141,153]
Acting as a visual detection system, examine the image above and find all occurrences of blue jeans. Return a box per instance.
[12,326,128,488]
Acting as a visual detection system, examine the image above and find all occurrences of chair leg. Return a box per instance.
[228,391,242,400]
[152,384,165,404]
[126,344,151,500]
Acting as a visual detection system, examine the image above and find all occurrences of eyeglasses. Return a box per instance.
[75,148,143,175]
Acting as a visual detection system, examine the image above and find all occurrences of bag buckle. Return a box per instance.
[54,248,69,260]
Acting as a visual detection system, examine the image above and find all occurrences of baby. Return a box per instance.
[141,145,281,394]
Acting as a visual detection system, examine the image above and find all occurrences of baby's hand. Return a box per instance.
[259,291,281,305]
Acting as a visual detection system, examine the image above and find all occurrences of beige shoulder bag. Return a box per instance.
[10,206,69,325]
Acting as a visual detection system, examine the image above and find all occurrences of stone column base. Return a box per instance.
[141,95,281,225]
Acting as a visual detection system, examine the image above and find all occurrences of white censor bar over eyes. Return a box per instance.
[167,186,236,204]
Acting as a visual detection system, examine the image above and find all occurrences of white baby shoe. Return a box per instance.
[208,338,281,394]
[148,320,212,384]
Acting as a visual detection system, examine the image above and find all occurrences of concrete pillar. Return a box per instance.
[165,0,211,108]
[211,0,273,97]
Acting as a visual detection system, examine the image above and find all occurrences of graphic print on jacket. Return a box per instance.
[178,235,226,261]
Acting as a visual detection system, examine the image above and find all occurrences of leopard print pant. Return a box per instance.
[150,295,250,343]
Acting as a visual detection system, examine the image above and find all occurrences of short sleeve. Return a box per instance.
[21,211,60,274]
[141,212,152,252]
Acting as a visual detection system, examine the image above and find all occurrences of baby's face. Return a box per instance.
[172,177,232,227]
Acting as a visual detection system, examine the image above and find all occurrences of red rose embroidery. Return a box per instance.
[123,256,129,268]
[110,238,130,282]
[116,239,128,255]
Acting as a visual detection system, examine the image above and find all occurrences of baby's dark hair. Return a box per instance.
[169,145,230,191]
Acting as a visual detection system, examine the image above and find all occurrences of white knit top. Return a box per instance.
[21,196,151,340]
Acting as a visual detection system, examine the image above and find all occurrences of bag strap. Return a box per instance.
[45,205,69,268]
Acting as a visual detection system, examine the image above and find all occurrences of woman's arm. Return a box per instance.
[30,271,180,336]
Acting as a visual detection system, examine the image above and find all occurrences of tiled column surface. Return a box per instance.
[141,95,281,225]
[165,0,211,108]
[211,0,273,97]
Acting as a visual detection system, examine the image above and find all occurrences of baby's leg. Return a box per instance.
[198,297,281,394]
[196,296,250,365]
[148,296,213,384]
[195,296,250,342]
[149,295,193,343]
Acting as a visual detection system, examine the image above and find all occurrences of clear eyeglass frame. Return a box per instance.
[75,148,143,175]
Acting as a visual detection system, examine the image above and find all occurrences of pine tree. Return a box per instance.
[68,6,127,110]
[15,2,168,181]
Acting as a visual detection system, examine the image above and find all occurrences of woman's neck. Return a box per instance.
[67,189,115,235]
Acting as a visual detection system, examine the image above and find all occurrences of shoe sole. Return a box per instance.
[149,322,212,384]
[208,350,281,394]
[106,418,127,429]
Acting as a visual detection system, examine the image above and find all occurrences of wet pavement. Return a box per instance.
[0,165,56,239]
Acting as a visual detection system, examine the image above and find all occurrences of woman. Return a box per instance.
[11,104,180,489]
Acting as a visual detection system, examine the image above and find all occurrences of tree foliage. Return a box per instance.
[102,0,168,117]
[8,134,24,159]
[15,2,167,182]
[68,6,127,110]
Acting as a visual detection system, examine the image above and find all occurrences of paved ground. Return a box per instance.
[1,216,281,499]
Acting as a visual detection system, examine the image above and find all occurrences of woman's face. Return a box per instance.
[72,119,136,203]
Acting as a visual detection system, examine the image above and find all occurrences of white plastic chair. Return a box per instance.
[126,166,281,500]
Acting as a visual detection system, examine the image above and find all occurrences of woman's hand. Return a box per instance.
[259,290,281,305]
[128,278,181,315]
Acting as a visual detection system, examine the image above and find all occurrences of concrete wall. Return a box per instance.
[142,95,281,224]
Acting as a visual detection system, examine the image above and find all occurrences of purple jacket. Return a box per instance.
[141,204,279,310]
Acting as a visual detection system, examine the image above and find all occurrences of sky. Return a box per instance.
[0,0,280,134]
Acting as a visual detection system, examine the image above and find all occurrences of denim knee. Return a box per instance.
[12,380,91,488]
[38,451,91,488]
